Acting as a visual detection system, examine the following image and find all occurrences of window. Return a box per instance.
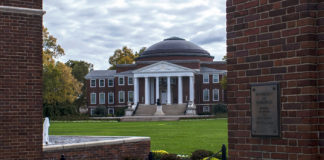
[213,74,219,83]
[203,106,210,112]
[99,93,105,104]
[118,76,124,85]
[203,74,209,83]
[203,89,209,101]
[108,78,114,87]
[90,79,96,87]
[128,77,133,85]
[213,89,219,101]
[99,79,105,87]
[90,93,96,104]
[108,92,114,104]
[128,91,134,103]
[108,108,114,115]
[119,91,125,103]
[90,108,95,116]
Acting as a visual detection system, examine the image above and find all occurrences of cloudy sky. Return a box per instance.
[44,0,226,70]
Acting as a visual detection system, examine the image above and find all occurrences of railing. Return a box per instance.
[132,102,140,116]
[184,101,189,114]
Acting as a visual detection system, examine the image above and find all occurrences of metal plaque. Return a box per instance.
[251,83,280,137]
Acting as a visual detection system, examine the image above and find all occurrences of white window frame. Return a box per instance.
[108,92,114,104]
[128,91,134,103]
[118,76,125,86]
[213,74,219,83]
[119,91,125,103]
[203,106,210,112]
[90,79,96,87]
[90,93,96,104]
[108,78,114,87]
[213,89,219,101]
[99,92,105,104]
[99,79,105,87]
[128,77,133,85]
[203,89,209,101]
[203,74,209,83]
[108,108,114,115]
[90,108,95,115]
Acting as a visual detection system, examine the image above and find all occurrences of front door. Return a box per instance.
[161,92,167,104]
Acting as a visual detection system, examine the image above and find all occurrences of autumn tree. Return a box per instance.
[108,46,146,70]
[42,27,82,118]
[65,60,93,109]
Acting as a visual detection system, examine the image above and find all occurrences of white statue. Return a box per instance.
[43,117,50,145]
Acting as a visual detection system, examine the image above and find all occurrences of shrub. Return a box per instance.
[161,154,180,160]
[152,150,168,160]
[114,106,127,117]
[92,106,107,117]
[191,150,213,160]
[202,157,219,160]
[212,104,227,113]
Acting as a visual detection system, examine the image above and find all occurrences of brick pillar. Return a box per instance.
[226,0,321,159]
[0,1,43,159]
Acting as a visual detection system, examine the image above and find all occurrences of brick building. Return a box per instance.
[226,0,323,159]
[85,37,227,115]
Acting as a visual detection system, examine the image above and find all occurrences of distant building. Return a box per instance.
[85,37,226,115]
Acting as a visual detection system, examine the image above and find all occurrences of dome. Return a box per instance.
[136,37,214,61]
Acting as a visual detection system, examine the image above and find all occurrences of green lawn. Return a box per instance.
[50,119,227,155]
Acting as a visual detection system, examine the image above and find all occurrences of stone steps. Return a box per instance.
[120,116,179,122]
[162,104,187,115]
[134,104,187,116]
[134,105,156,116]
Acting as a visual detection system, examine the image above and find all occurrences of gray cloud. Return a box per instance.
[44,0,226,69]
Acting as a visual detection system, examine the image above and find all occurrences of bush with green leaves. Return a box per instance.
[92,106,107,117]
[202,157,219,160]
[190,150,213,160]
[212,104,227,114]
[152,150,168,160]
[160,154,180,160]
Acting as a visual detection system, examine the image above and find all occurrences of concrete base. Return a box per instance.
[154,105,165,116]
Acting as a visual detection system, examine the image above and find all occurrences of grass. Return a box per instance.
[49,118,227,155]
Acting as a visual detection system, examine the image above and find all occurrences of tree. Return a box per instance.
[43,62,82,105]
[65,60,93,82]
[65,60,93,109]
[42,27,82,111]
[108,46,145,70]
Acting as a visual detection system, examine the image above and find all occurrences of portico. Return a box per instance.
[133,61,195,105]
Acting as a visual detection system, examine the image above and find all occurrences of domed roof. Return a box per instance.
[136,37,214,60]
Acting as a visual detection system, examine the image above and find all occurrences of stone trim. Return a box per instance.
[0,6,45,15]
[43,136,150,151]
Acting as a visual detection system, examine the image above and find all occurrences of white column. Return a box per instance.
[145,77,150,105]
[167,76,171,105]
[189,76,194,103]
[178,76,183,104]
[134,77,139,104]
[156,77,159,103]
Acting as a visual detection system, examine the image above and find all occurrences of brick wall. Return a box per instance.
[0,2,43,160]
[318,2,324,159]
[43,141,150,160]
[227,0,321,159]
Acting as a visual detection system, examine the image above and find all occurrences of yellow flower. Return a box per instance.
[202,157,219,160]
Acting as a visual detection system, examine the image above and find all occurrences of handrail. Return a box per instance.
[184,101,189,114]
[132,102,140,116]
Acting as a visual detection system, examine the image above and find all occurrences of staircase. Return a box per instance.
[134,105,156,116]
[133,104,187,116]
[162,104,186,115]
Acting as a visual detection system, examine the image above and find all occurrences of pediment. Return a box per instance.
[133,61,194,73]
